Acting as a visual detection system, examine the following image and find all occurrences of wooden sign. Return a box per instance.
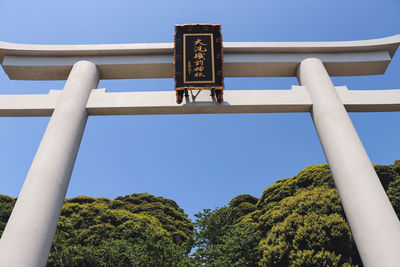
[174,24,224,103]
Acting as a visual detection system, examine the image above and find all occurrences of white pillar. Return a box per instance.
[0,61,99,267]
[298,58,400,267]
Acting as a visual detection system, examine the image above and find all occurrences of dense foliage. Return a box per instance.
[0,193,196,267]
[193,160,400,266]
[0,161,399,266]
[0,194,15,238]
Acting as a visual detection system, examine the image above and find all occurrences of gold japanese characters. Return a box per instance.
[174,24,224,104]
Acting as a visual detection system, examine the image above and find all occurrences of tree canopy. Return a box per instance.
[192,161,400,266]
[0,160,399,266]
[0,193,196,267]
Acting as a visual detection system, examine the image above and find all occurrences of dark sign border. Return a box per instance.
[174,24,224,91]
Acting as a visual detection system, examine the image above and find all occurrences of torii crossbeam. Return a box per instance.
[0,35,400,267]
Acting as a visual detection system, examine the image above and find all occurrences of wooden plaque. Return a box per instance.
[174,24,224,91]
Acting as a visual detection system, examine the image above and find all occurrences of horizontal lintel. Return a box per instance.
[0,87,399,117]
[2,50,391,80]
[0,91,58,116]
[86,87,312,115]
[1,34,399,59]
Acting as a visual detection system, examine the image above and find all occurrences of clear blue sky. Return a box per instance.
[0,0,399,219]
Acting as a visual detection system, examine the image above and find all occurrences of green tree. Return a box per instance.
[2,161,400,266]
[0,194,15,237]
[194,161,400,266]
[0,193,196,266]
[47,193,195,266]
[193,195,260,266]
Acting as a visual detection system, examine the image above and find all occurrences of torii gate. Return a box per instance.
[0,35,400,267]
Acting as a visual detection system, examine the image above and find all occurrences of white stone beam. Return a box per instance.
[1,35,398,60]
[86,87,400,115]
[0,35,399,80]
[0,90,59,116]
[0,87,399,117]
[337,86,400,112]
[2,51,391,80]
[86,87,312,115]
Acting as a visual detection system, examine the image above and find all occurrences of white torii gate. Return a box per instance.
[0,35,400,267]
